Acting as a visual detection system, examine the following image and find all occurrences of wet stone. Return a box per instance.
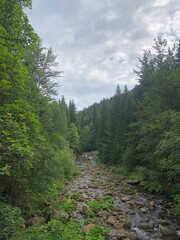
[159,219,170,226]
[126,232,138,240]
[113,222,124,229]
[160,226,178,236]
[138,223,154,230]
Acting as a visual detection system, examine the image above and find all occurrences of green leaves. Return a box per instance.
[87,196,114,211]
[86,225,109,240]
[68,123,80,153]
[0,202,24,239]
[0,0,77,230]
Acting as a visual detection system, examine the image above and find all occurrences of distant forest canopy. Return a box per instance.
[0,0,179,238]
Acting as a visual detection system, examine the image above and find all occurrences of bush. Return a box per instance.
[13,220,84,240]
[59,150,77,179]
[86,225,109,240]
[0,202,24,239]
[87,196,113,211]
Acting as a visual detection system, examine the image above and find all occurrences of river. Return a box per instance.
[66,152,180,240]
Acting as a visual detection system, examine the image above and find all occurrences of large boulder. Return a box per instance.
[51,210,69,220]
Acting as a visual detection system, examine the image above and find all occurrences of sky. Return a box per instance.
[26,0,180,110]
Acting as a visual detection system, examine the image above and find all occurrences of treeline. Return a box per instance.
[78,38,180,215]
[0,1,80,238]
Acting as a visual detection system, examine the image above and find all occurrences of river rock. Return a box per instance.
[105,191,114,196]
[160,226,178,236]
[113,222,124,229]
[81,204,90,213]
[126,232,138,240]
[122,196,131,202]
[107,217,116,225]
[108,229,126,240]
[127,180,140,185]
[135,201,144,207]
[140,207,148,213]
[98,210,109,218]
[159,219,169,226]
[138,223,154,230]
[139,180,146,187]
[148,200,155,209]
[51,210,69,220]
[26,216,46,226]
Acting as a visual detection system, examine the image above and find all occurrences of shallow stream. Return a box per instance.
[66,152,180,240]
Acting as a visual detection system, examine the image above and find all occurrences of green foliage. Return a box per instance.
[128,166,164,194]
[58,198,77,214]
[0,202,24,239]
[0,1,79,237]
[68,100,77,124]
[122,144,136,171]
[79,125,94,152]
[70,192,81,201]
[13,220,84,240]
[59,150,77,179]
[87,196,113,211]
[155,111,180,185]
[144,181,164,194]
[84,209,95,224]
[68,123,80,153]
[86,225,109,240]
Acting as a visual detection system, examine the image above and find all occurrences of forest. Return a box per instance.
[0,0,179,239]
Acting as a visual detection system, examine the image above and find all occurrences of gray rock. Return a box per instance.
[138,223,154,230]
[127,180,140,185]
[122,196,131,202]
[140,207,148,213]
[81,205,90,213]
[108,229,126,240]
[113,222,124,229]
[98,210,109,218]
[126,232,138,240]
[159,219,169,226]
[107,217,116,225]
[51,210,69,220]
[160,226,177,236]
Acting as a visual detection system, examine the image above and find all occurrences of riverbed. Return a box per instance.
[66,152,180,240]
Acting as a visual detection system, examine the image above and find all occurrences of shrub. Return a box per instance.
[13,220,84,240]
[70,192,81,201]
[59,150,77,179]
[87,196,113,211]
[86,225,109,240]
[0,202,24,239]
[84,210,95,224]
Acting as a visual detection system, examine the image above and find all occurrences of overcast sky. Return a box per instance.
[26,0,180,110]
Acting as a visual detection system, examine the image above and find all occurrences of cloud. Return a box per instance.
[26,0,180,109]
